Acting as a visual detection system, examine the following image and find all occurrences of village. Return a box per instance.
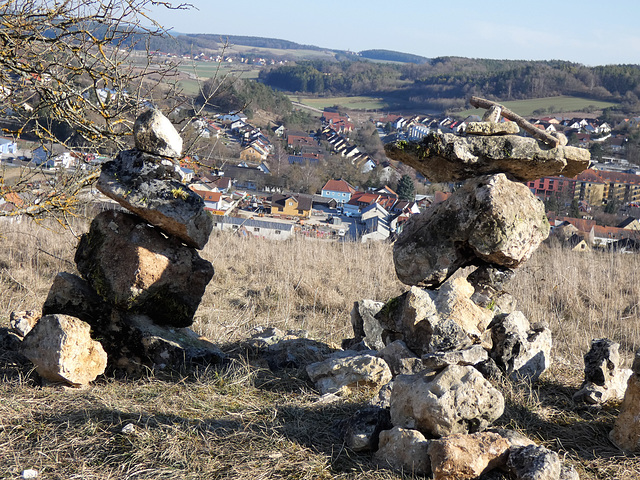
[3,103,640,250]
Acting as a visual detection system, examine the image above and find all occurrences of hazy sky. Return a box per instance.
[146,1,640,66]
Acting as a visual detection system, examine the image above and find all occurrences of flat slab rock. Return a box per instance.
[75,210,214,328]
[98,149,212,249]
[384,132,590,183]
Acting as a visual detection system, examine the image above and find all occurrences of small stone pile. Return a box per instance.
[14,109,222,386]
[305,99,591,478]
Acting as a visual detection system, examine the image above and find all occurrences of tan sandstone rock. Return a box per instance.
[390,365,505,438]
[375,426,431,476]
[21,314,107,386]
[384,132,590,183]
[428,431,511,480]
[393,174,549,287]
[9,310,40,338]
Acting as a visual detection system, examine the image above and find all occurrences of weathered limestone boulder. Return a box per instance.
[265,337,337,371]
[573,338,631,405]
[465,121,520,136]
[370,380,393,409]
[384,132,590,183]
[422,345,489,371]
[394,174,550,287]
[610,349,640,452]
[428,431,511,480]
[490,311,552,382]
[339,406,392,452]
[75,210,214,328]
[378,340,423,376]
[390,365,505,437]
[21,314,107,386]
[42,272,110,327]
[376,277,493,355]
[468,264,517,310]
[375,427,431,476]
[9,310,40,338]
[507,445,564,480]
[348,299,385,350]
[306,353,392,395]
[97,149,212,249]
[134,108,183,158]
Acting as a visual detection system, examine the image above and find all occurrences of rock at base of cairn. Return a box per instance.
[384,132,590,183]
[393,174,550,288]
[339,406,392,452]
[75,210,214,328]
[574,338,631,405]
[610,349,640,452]
[490,311,552,382]
[348,299,386,350]
[21,314,107,387]
[97,149,213,249]
[374,426,431,476]
[390,365,505,438]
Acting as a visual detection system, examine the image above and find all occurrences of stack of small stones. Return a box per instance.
[328,98,591,478]
[19,109,221,386]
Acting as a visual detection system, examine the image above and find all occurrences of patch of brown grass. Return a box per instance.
[2,221,640,478]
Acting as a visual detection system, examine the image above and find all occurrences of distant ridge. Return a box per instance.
[359,49,430,64]
[186,34,323,51]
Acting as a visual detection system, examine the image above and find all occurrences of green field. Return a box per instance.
[291,95,390,111]
[176,61,262,95]
[456,96,618,118]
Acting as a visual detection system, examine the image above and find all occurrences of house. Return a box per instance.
[361,204,392,242]
[270,194,313,218]
[210,215,295,240]
[272,125,286,137]
[240,143,268,162]
[0,137,17,155]
[618,217,640,231]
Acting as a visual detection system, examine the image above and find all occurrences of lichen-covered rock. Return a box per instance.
[42,272,110,327]
[306,353,392,395]
[384,132,590,183]
[97,149,212,249]
[376,277,493,356]
[390,365,505,438]
[133,108,183,158]
[378,340,423,376]
[21,314,107,386]
[422,345,489,371]
[375,427,431,476]
[393,174,550,287]
[574,338,631,405]
[507,445,562,480]
[465,121,520,135]
[490,311,552,382]
[349,299,385,350]
[75,210,214,328]
[428,432,511,480]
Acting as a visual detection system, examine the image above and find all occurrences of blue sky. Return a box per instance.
[146,1,640,66]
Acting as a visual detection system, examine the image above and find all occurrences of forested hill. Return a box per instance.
[358,49,430,64]
[259,58,640,113]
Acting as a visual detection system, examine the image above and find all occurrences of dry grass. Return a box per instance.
[2,220,640,478]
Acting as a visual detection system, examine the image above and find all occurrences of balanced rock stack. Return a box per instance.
[19,109,221,386]
[325,97,590,477]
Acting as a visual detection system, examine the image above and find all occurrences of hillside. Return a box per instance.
[1,219,640,479]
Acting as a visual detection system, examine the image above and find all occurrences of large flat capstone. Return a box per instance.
[97,149,212,249]
[385,132,590,183]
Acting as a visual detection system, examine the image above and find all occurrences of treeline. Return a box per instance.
[197,77,292,117]
[358,49,429,64]
[259,60,400,95]
[259,57,640,112]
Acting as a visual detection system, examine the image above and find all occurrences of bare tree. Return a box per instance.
[0,0,189,223]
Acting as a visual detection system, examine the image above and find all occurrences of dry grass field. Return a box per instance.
[1,218,640,479]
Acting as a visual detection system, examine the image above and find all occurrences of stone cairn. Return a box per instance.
[305,97,590,479]
[12,108,222,386]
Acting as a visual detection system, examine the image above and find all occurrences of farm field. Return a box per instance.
[456,95,618,118]
[175,61,262,95]
[291,95,390,112]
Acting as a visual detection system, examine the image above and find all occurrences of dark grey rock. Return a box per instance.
[339,406,392,452]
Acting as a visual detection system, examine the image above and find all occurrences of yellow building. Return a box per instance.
[270,194,313,218]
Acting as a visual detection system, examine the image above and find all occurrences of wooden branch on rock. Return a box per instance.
[470,96,559,147]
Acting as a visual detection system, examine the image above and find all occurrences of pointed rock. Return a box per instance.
[134,108,183,158]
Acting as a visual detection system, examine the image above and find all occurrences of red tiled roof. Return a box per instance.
[322,179,356,194]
